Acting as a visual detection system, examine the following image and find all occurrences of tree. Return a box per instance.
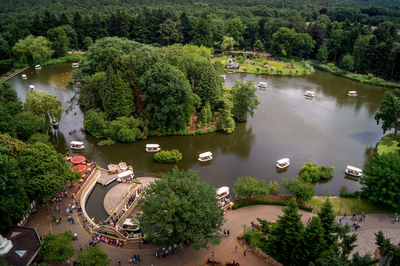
[375,231,400,265]
[317,43,329,62]
[24,90,62,131]
[83,109,107,138]
[317,197,336,248]
[301,217,326,263]
[83,36,93,50]
[340,54,354,72]
[47,26,69,57]
[266,199,304,265]
[140,63,194,133]
[267,181,280,195]
[253,39,264,52]
[225,17,245,46]
[221,36,236,51]
[374,90,400,137]
[270,27,296,56]
[0,36,11,59]
[232,80,260,122]
[137,167,224,249]
[180,12,192,44]
[234,176,268,199]
[298,162,334,183]
[360,152,400,209]
[14,111,44,140]
[18,142,79,202]
[60,25,78,50]
[292,33,315,58]
[217,95,235,134]
[75,246,111,266]
[283,179,315,202]
[199,101,212,126]
[192,18,213,47]
[40,230,74,263]
[12,35,53,64]
[159,19,183,45]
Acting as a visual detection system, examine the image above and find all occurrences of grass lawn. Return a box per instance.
[377,134,400,155]
[212,55,314,76]
[308,196,393,215]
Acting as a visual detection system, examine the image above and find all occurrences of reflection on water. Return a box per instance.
[7,64,388,220]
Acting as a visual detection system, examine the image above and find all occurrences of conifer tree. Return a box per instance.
[301,217,326,263]
[317,197,336,248]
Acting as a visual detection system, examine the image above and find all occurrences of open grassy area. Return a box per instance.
[212,55,314,76]
[308,196,393,215]
[377,134,400,155]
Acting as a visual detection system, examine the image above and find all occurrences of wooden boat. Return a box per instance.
[348,91,357,96]
[276,158,290,169]
[258,82,268,89]
[29,85,35,90]
[70,141,85,150]
[117,170,134,182]
[198,151,213,162]
[304,91,315,97]
[21,74,27,80]
[217,186,229,200]
[72,63,79,68]
[217,186,232,210]
[145,144,161,152]
[345,165,363,177]
[35,65,41,70]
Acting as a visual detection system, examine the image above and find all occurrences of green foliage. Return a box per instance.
[221,36,236,51]
[267,181,280,195]
[360,152,400,209]
[98,139,115,146]
[283,178,315,202]
[302,217,326,263]
[83,37,93,50]
[47,26,69,57]
[159,19,183,45]
[375,231,400,265]
[199,101,212,126]
[40,230,74,262]
[28,132,51,145]
[317,197,336,248]
[12,35,53,64]
[339,54,355,72]
[234,176,268,199]
[317,44,329,62]
[298,162,334,183]
[83,109,107,138]
[14,111,44,140]
[75,246,111,266]
[231,80,260,122]
[137,167,224,249]
[271,27,315,58]
[232,199,313,212]
[154,149,182,163]
[374,90,400,137]
[0,133,26,157]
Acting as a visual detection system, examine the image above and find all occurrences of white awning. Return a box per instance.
[123,219,134,226]
[146,144,160,148]
[70,141,84,145]
[199,152,212,158]
[346,165,362,173]
[217,186,229,196]
[277,158,290,164]
[117,170,133,178]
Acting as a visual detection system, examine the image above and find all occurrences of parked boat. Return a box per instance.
[70,141,85,150]
[348,91,357,96]
[52,120,59,129]
[21,74,27,80]
[145,144,161,152]
[72,63,79,68]
[220,74,226,80]
[304,91,315,97]
[35,65,41,70]
[217,186,231,210]
[117,170,134,182]
[198,151,213,162]
[29,85,35,90]
[276,158,290,169]
[345,165,363,177]
[217,186,229,199]
[258,82,268,89]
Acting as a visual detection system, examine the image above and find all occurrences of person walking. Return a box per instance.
[244,248,247,256]
[227,229,230,236]
[212,251,215,258]
[235,245,238,253]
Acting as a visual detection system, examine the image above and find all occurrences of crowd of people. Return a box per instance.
[219,197,231,209]
[128,254,142,264]
[338,212,366,231]
[154,242,186,259]
[108,188,142,227]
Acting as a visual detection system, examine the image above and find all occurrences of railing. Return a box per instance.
[79,170,100,230]
[116,190,143,226]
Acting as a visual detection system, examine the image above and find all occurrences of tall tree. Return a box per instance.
[40,230,74,263]
[192,18,213,47]
[47,26,69,57]
[159,19,183,45]
[180,12,192,44]
[374,90,400,137]
[232,80,260,122]
[301,217,326,263]
[317,197,336,248]
[12,35,53,64]
[137,167,224,249]
[234,176,268,199]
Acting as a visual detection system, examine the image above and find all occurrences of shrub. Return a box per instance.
[154,149,182,163]
[267,181,280,195]
[98,139,115,146]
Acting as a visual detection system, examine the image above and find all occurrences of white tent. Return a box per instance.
[117,170,133,178]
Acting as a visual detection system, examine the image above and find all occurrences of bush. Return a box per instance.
[267,181,280,195]
[339,191,362,198]
[298,163,334,183]
[98,139,115,146]
[232,199,313,212]
[154,149,182,163]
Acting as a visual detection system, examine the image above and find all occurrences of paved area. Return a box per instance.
[97,170,118,185]
[135,177,159,188]
[103,183,131,216]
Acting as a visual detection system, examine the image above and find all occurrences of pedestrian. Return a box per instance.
[343,213,347,219]
[212,251,215,258]
[223,229,226,235]
[79,244,82,251]
[71,217,75,224]
[118,260,121,265]
[244,248,247,256]
[352,214,355,221]
[227,229,230,236]
[56,205,59,213]
[235,245,238,253]
[339,218,342,225]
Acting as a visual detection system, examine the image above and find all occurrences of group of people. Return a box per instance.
[154,243,185,259]
[338,213,366,231]
[219,197,231,208]
[128,254,142,264]
[223,228,230,236]
[51,190,68,204]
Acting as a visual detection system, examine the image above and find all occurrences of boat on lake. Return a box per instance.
[29,85,35,90]
[52,120,59,129]
[21,74,27,80]
[217,186,231,210]
[198,151,213,162]
[348,91,357,96]
[72,63,79,68]
[345,165,363,177]
[276,158,290,169]
[258,82,268,89]
[304,91,315,97]
[35,65,41,70]
[145,144,161,152]
[217,186,229,199]
[70,141,85,150]
[117,170,134,182]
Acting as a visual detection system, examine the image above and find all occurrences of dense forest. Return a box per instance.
[0,0,400,81]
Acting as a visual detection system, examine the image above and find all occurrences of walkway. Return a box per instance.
[103,183,130,216]
[0,65,31,82]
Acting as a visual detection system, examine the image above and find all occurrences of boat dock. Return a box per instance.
[97,169,118,185]
[0,65,31,82]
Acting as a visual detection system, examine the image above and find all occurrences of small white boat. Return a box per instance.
[70,141,85,150]
[72,63,79,68]
[258,82,268,89]
[52,120,59,129]
[145,144,161,152]
[29,85,35,90]
[198,151,213,162]
[35,65,41,70]
[276,158,290,169]
[304,91,315,97]
[345,165,363,177]
[220,75,226,80]
[21,74,27,80]
[117,170,134,182]
[348,91,357,96]
[217,186,229,200]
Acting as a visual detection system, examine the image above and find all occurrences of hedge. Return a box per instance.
[232,199,313,212]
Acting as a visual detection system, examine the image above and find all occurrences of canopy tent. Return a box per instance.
[70,156,86,164]
[117,170,133,178]
[73,164,87,173]
[199,151,212,158]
